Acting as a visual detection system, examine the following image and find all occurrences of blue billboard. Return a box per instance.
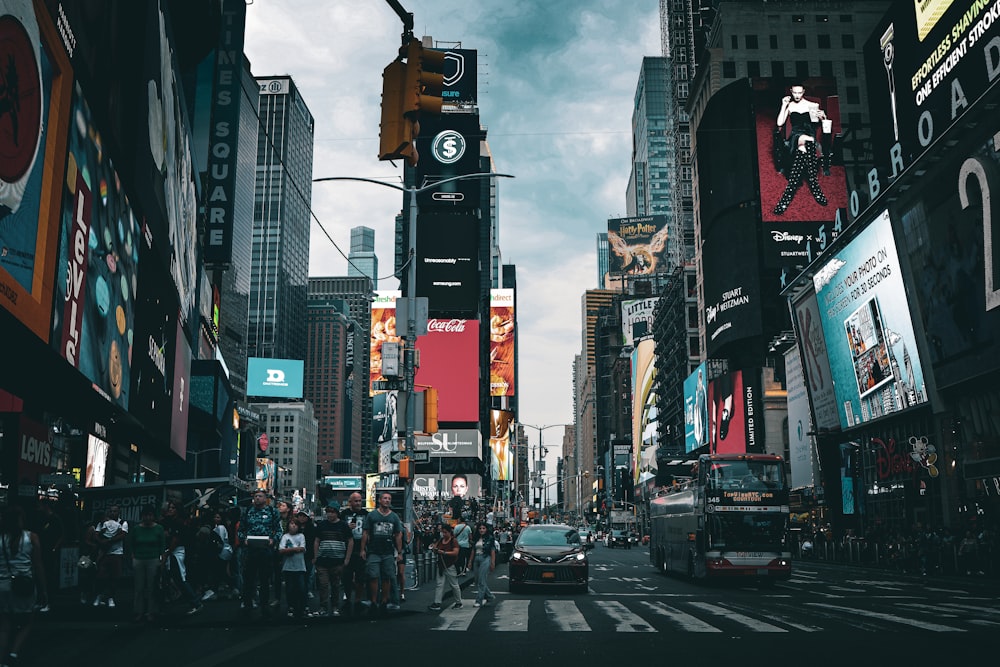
[247,357,304,399]
[683,362,708,453]
[812,210,928,429]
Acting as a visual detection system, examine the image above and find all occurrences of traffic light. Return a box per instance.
[423,387,439,434]
[378,60,417,165]
[401,39,445,117]
[378,40,445,167]
[399,457,413,480]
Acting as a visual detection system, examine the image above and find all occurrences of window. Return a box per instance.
[747,61,761,77]
[771,61,785,78]
[722,61,736,78]
[731,34,738,49]
[745,35,758,49]
[844,61,858,78]
[793,34,806,49]
[796,61,809,79]
[846,86,860,104]
[820,60,834,77]
[817,34,831,49]
[769,35,778,49]
[792,15,804,23]
[840,14,853,22]
[816,15,829,23]
[842,34,855,49]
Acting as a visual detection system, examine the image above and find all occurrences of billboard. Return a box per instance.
[631,339,657,483]
[812,210,928,428]
[622,298,657,346]
[683,362,709,453]
[489,289,515,396]
[896,129,1000,389]
[489,409,514,481]
[785,347,815,489]
[415,429,482,459]
[439,48,478,110]
[702,207,763,356]
[0,0,71,341]
[246,357,304,399]
[369,290,401,393]
[707,369,759,455]
[372,390,399,444]
[255,457,276,493]
[607,215,669,276]
[414,319,479,423]
[414,112,482,211]
[170,319,191,459]
[756,77,848,224]
[413,473,482,502]
[85,434,110,488]
[791,287,840,431]
[416,210,479,315]
[865,0,1000,175]
[50,82,140,409]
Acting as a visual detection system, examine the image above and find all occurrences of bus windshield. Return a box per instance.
[705,460,785,492]
[707,513,787,550]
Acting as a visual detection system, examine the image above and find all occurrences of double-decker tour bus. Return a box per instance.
[649,453,791,581]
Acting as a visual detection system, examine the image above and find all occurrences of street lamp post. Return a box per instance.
[314,171,513,534]
[519,423,563,517]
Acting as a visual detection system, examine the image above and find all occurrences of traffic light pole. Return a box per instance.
[313,172,512,536]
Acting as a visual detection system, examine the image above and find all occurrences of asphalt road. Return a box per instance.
[25,545,1000,666]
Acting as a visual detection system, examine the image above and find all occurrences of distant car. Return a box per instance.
[606,530,630,549]
[578,529,594,550]
[509,524,589,593]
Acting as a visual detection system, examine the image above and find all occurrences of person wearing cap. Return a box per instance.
[312,502,353,617]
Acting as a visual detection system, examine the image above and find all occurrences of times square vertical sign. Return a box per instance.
[203,0,246,267]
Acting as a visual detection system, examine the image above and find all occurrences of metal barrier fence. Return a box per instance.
[796,538,997,578]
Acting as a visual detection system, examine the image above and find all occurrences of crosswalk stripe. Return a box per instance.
[639,601,722,632]
[687,602,788,632]
[545,600,591,631]
[806,603,966,631]
[594,600,656,632]
[491,599,530,632]
[431,604,478,631]
[936,602,1000,617]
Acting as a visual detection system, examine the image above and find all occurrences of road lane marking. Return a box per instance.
[639,601,721,632]
[806,603,966,631]
[490,599,529,631]
[545,600,591,631]
[594,600,656,632]
[431,604,479,631]
[687,602,788,632]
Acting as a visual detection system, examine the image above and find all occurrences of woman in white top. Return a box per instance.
[0,505,46,665]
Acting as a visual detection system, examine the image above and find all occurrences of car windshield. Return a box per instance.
[519,528,579,547]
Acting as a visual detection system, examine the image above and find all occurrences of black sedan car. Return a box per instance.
[508,524,589,593]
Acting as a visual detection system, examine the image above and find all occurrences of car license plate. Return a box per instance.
[541,571,556,579]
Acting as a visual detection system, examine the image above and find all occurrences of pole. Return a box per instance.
[403,185,417,533]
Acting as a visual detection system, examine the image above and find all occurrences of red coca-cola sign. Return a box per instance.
[426,318,467,333]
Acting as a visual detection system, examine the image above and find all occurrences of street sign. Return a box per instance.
[390,450,430,463]
[432,192,464,201]
[372,380,404,391]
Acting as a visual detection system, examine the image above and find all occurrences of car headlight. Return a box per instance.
[512,551,523,560]
[575,552,586,561]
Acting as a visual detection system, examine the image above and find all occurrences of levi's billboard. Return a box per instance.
[415,318,479,423]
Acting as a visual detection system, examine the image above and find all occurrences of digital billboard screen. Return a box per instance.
[247,357,305,399]
[489,409,514,481]
[683,362,709,454]
[607,216,669,277]
[413,473,482,502]
[50,82,139,410]
[622,298,658,346]
[0,0,71,342]
[702,207,763,356]
[416,211,479,315]
[415,429,483,460]
[489,289,514,397]
[415,319,479,423]
[864,0,1000,175]
[791,287,840,431]
[369,290,401,394]
[415,112,482,211]
[707,369,759,455]
[372,390,399,444]
[812,210,929,428]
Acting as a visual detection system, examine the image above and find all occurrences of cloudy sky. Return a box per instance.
[244,1,660,473]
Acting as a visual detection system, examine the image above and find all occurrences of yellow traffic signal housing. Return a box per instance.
[402,40,445,117]
[378,60,418,165]
[423,387,439,434]
[399,457,413,480]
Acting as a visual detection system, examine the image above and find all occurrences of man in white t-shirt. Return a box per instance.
[94,505,129,607]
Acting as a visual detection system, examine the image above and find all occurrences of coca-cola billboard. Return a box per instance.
[415,319,479,423]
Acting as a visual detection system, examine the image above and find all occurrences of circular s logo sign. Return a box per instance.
[431,130,466,164]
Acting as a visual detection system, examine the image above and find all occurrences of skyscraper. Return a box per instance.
[347,226,378,289]
[248,76,315,362]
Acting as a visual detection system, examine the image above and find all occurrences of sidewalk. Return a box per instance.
[42,565,485,628]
